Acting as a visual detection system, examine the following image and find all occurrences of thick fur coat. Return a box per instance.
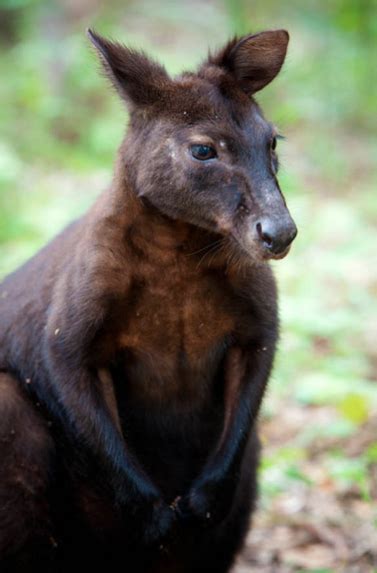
[0,29,296,572]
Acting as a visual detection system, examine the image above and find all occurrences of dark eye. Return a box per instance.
[271,137,277,151]
[191,144,217,161]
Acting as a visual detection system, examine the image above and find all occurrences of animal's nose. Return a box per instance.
[256,217,297,255]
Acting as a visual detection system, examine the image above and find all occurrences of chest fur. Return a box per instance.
[96,259,244,405]
[122,272,234,361]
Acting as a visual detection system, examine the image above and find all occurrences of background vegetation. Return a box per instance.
[0,0,376,571]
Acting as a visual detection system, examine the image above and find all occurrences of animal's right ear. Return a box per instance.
[87,29,171,108]
[207,30,289,94]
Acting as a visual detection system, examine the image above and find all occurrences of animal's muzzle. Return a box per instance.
[255,216,297,256]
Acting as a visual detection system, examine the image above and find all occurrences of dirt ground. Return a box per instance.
[234,407,377,572]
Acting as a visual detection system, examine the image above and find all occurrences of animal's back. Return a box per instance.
[0,220,82,371]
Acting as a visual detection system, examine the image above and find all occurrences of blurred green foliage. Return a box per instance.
[0,0,376,539]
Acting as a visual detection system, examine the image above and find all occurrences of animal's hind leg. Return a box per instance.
[0,372,56,571]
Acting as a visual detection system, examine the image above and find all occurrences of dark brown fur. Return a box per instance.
[0,29,297,572]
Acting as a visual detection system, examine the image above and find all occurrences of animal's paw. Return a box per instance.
[125,496,176,545]
[144,499,176,543]
[174,480,233,527]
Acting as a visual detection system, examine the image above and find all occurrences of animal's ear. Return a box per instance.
[87,29,171,107]
[208,30,289,94]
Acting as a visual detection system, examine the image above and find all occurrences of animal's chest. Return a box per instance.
[98,265,248,409]
[109,266,239,397]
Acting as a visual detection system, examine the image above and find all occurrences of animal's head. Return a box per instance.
[89,29,297,262]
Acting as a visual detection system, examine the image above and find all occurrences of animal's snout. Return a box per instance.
[256,216,297,255]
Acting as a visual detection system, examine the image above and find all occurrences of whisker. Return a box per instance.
[195,237,227,270]
[186,238,224,258]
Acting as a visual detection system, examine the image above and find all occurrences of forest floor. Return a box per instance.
[234,408,377,572]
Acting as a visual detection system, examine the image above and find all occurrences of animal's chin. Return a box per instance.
[229,234,291,264]
[263,245,291,261]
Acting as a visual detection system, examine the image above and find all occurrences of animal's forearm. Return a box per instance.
[45,359,160,504]
[176,340,274,525]
[198,343,273,483]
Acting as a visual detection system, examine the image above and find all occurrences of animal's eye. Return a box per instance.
[271,137,277,151]
[191,144,217,161]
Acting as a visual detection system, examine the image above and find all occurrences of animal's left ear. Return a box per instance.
[208,30,289,94]
[87,29,171,108]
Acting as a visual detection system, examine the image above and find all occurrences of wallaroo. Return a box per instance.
[0,28,297,572]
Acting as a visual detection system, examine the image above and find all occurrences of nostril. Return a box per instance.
[256,222,273,248]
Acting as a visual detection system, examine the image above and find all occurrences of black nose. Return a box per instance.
[256,217,297,255]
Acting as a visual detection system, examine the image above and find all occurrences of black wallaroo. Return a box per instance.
[0,29,297,572]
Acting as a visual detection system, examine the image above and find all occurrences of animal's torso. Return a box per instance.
[91,245,257,497]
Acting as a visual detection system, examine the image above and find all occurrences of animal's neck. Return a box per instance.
[104,160,226,267]
[127,196,194,253]
[90,155,245,279]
